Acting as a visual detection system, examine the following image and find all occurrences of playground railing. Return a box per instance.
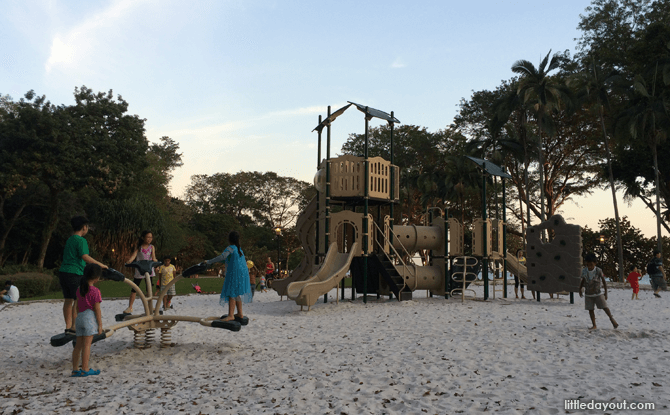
[374,220,415,291]
[489,258,505,299]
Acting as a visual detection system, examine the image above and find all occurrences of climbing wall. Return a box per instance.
[526,215,582,294]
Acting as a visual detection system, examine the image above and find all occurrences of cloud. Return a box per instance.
[391,57,406,68]
[45,0,143,73]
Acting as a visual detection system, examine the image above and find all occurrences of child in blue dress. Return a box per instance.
[205,231,252,321]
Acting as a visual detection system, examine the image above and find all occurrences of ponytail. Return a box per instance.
[228,231,242,257]
[80,263,102,297]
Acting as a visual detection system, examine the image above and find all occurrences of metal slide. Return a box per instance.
[505,251,528,284]
[287,242,358,310]
[272,196,317,297]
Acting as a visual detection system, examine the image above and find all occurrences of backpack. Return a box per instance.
[647,260,658,276]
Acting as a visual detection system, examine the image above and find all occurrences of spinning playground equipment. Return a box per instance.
[50,260,243,349]
[275,102,584,309]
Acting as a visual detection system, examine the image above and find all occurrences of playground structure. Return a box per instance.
[271,101,584,310]
[525,215,582,297]
[50,261,242,349]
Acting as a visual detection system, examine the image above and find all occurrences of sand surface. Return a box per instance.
[0,285,668,414]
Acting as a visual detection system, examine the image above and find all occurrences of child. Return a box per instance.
[71,264,103,377]
[158,257,177,310]
[579,252,618,330]
[0,280,19,303]
[260,274,267,292]
[204,231,252,322]
[513,249,526,299]
[627,264,642,300]
[247,261,257,298]
[58,216,107,334]
[124,230,158,314]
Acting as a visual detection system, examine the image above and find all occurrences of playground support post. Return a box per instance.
[445,208,449,299]
[325,106,331,304]
[502,178,507,298]
[482,164,489,300]
[389,112,395,235]
[363,107,369,304]
[316,115,321,264]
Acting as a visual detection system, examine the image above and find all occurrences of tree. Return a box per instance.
[571,60,626,281]
[0,87,149,267]
[512,51,575,234]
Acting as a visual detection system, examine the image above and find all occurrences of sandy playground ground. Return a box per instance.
[0,284,668,414]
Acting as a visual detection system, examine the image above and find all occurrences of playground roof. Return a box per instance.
[312,103,352,133]
[466,156,512,179]
[312,101,400,133]
[348,101,401,124]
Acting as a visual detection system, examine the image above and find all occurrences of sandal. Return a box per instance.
[65,329,76,335]
[71,370,82,377]
[81,369,100,377]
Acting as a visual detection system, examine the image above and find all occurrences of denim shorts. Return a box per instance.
[76,309,98,337]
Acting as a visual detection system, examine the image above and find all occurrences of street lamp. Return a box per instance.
[274,226,283,276]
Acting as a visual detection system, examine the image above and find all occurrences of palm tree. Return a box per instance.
[490,85,534,244]
[572,60,626,281]
[512,51,574,238]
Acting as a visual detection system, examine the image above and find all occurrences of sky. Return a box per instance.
[0,0,663,239]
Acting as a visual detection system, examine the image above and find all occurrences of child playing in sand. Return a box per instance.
[159,257,177,310]
[71,264,103,377]
[627,265,642,300]
[260,274,267,292]
[247,261,257,298]
[579,252,618,330]
[124,230,158,314]
[204,231,252,321]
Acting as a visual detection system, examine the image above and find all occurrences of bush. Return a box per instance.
[0,264,56,276]
[5,272,57,299]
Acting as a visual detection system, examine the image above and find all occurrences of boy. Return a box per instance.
[579,253,618,330]
[646,249,667,298]
[0,280,19,303]
[58,216,107,335]
[627,264,642,300]
[158,257,177,310]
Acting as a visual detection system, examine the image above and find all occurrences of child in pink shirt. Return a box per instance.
[72,264,103,377]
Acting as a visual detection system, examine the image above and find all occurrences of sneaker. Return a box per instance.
[123,307,133,313]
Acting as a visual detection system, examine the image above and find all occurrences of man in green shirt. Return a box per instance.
[58,216,107,334]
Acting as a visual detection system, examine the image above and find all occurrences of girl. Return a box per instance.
[72,264,103,377]
[205,231,252,321]
[124,230,158,314]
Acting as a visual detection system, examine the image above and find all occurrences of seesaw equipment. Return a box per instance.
[50,260,246,349]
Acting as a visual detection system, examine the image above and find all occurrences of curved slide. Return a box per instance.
[287,242,358,311]
[505,251,528,284]
[272,196,317,298]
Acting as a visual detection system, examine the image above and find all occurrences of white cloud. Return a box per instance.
[45,0,143,73]
[391,57,406,68]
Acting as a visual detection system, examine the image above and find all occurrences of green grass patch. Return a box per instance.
[26,277,227,301]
